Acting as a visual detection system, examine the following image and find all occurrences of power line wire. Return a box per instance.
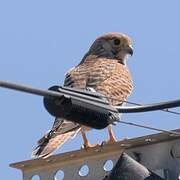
[119,120,180,136]
[98,95,180,116]
[121,101,180,116]
[1,80,180,114]
[1,80,180,135]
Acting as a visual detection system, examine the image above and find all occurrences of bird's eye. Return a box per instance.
[113,39,121,46]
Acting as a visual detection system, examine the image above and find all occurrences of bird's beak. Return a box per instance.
[125,45,133,56]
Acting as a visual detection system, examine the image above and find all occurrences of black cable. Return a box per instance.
[0,80,63,98]
[95,95,180,115]
[114,99,180,113]
[120,101,180,116]
[1,80,180,114]
[163,109,180,115]
[119,120,180,135]
[1,80,180,135]
[91,95,180,115]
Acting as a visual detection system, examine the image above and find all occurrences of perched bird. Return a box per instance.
[32,32,133,158]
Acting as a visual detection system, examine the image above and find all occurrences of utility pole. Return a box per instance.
[10,129,180,180]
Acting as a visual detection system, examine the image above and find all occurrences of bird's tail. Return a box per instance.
[32,119,81,158]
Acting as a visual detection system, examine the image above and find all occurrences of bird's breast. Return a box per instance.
[65,58,133,105]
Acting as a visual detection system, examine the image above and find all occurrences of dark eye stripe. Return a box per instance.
[113,39,121,45]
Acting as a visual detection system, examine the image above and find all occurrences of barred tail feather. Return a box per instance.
[32,119,81,158]
[32,128,81,158]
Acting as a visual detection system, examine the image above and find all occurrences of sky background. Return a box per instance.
[1,0,180,179]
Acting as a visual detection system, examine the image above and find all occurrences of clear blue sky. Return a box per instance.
[1,0,180,179]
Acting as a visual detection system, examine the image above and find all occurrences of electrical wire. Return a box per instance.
[98,95,180,116]
[119,120,180,136]
[98,95,180,134]
[1,80,180,135]
[1,80,180,114]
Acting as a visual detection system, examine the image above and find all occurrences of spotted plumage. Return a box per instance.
[32,32,133,158]
[65,58,132,105]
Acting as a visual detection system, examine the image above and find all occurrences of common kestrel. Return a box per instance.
[32,32,133,158]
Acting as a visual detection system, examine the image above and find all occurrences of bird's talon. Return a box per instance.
[101,138,117,146]
[81,143,99,150]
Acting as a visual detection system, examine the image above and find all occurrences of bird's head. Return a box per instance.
[88,32,133,65]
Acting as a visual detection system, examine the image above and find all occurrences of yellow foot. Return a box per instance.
[101,137,128,146]
[81,143,100,150]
